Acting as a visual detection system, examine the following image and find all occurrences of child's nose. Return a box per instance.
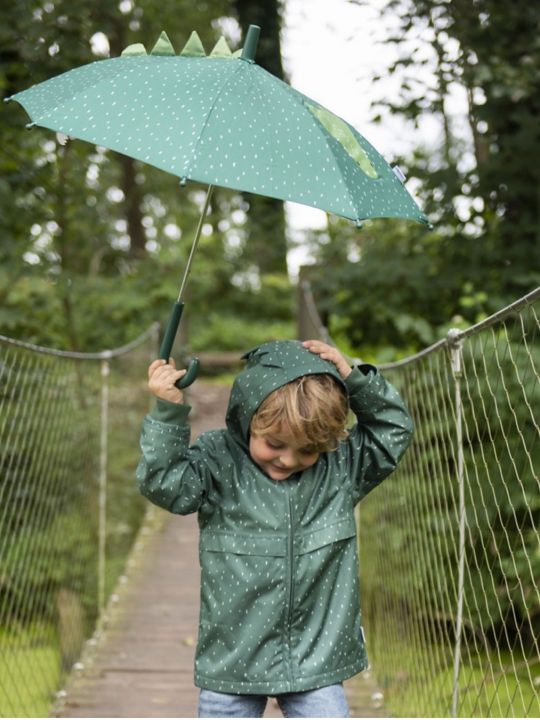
[279,449,299,467]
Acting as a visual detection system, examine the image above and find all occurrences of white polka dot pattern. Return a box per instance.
[10,39,428,225]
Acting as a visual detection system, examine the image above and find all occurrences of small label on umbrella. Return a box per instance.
[392,164,407,183]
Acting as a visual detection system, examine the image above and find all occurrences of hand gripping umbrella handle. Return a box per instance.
[158,300,200,389]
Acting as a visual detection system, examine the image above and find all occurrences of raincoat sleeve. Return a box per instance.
[342,364,413,505]
[136,399,215,515]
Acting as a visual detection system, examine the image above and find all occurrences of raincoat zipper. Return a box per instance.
[285,485,295,687]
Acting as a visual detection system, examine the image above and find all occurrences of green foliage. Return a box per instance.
[306,0,540,360]
[2,512,98,624]
[191,313,294,352]
[0,257,294,353]
[310,218,453,355]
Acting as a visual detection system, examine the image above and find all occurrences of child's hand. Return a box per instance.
[148,358,187,403]
[302,340,352,379]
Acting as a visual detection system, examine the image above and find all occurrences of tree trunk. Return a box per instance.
[106,15,147,259]
[233,0,288,275]
[118,153,147,258]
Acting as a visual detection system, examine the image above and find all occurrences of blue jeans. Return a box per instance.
[198,683,349,717]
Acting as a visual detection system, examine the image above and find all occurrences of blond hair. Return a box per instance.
[250,374,349,452]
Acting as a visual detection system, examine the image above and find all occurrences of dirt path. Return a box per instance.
[54,382,386,718]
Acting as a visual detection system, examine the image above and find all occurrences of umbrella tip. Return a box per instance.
[241,25,260,62]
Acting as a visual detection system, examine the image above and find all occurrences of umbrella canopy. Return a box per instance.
[7,27,428,227]
[6,26,429,387]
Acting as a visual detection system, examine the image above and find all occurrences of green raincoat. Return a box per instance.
[136,340,413,695]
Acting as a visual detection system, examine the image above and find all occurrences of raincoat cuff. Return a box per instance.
[344,364,377,392]
[150,399,192,425]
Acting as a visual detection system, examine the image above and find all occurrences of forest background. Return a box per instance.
[1,0,539,362]
[1,4,538,715]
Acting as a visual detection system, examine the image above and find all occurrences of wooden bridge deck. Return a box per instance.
[53,383,387,718]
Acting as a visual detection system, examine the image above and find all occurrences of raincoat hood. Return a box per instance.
[225,340,348,450]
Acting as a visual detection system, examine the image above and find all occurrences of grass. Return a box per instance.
[0,625,61,718]
[371,630,540,717]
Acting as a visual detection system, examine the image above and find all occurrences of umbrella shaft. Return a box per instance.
[178,184,214,301]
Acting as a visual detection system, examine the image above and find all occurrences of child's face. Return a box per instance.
[249,427,320,481]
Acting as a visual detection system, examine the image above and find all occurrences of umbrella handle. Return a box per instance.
[158,300,200,389]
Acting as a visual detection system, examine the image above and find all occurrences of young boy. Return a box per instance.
[137,339,413,718]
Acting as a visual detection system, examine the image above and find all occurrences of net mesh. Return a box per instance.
[2,287,539,718]
[299,285,540,717]
[0,328,158,717]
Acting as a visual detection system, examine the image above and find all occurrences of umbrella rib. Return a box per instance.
[284,85,365,221]
[182,60,246,181]
[306,111,362,221]
[14,59,121,128]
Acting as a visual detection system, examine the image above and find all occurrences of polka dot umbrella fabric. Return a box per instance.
[8,30,428,225]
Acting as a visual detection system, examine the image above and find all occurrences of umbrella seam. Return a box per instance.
[182,60,246,180]
[244,64,361,221]
[301,105,364,221]
[281,84,363,221]
[12,59,112,124]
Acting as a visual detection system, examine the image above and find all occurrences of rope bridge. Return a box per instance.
[0,325,159,717]
[1,288,539,717]
[300,284,540,717]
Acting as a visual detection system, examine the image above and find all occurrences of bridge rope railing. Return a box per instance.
[299,282,540,718]
[0,324,160,718]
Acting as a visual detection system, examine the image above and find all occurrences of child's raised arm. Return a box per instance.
[136,358,215,515]
[302,340,351,380]
[303,340,413,505]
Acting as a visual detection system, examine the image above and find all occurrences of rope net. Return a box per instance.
[368,301,540,717]
[3,288,539,718]
[0,328,158,717]
[300,286,540,717]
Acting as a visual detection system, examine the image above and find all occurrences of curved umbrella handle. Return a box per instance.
[158,300,199,389]
[176,357,200,389]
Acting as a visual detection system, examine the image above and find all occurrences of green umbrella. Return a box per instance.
[6,25,429,386]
